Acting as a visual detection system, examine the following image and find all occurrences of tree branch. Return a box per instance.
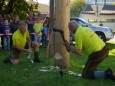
[3,0,15,14]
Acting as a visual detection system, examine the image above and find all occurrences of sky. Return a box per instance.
[37,0,49,5]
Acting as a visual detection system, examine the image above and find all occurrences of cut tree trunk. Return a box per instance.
[54,0,70,68]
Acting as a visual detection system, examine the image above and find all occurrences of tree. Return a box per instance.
[54,0,70,68]
[0,0,39,20]
[70,0,86,17]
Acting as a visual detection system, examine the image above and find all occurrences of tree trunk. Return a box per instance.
[49,0,55,57]
[54,0,70,68]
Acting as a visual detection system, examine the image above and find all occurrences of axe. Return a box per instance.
[27,53,34,63]
[52,28,69,52]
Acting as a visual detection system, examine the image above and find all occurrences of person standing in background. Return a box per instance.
[26,12,36,41]
[1,19,12,50]
[10,15,20,33]
[42,23,48,48]
[33,17,43,47]
[44,17,50,46]
[10,15,20,48]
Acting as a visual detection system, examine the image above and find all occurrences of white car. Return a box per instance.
[70,17,114,42]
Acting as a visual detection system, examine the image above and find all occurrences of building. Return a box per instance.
[38,3,49,14]
[27,0,49,22]
[86,0,115,4]
[82,4,115,31]
[79,0,115,31]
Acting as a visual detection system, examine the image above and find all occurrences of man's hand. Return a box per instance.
[63,40,70,51]
[26,48,32,53]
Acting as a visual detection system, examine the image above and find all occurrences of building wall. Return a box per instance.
[84,14,115,21]
[86,0,115,4]
[38,3,49,14]
[27,1,49,14]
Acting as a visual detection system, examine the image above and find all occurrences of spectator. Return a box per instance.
[99,22,103,26]
[0,15,4,49]
[1,19,12,50]
[3,21,43,64]
[1,14,11,50]
[42,23,48,48]
[33,18,43,46]
[10,15,20,33]
[44,17,50,45]
[0,14,3,30]
[10,15,20,48]
[63,20,115,81]
[4,14,11,22]
[26,12,36,41]
[44,17,50,29]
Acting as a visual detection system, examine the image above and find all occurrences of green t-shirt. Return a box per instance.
[12,29,29,48]
[74,26,105,56]
[33,23,43,36]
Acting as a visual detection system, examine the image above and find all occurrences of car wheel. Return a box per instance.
[96,32,106,42]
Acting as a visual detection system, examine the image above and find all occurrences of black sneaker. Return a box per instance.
[3,55,13,63]
[105,68,115,81]
[34,59,44,63]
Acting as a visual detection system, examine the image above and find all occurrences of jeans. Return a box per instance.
[3,36,10,50]
[42,34,47,47]
[35,35,42,46]
[30,34,35,41]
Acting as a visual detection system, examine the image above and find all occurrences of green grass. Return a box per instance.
[0,42,115,86]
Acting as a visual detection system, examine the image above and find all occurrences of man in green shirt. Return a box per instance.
[4,21,43,64]
[64,20,115,81]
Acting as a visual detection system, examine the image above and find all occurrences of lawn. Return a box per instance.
[0,41,115,86]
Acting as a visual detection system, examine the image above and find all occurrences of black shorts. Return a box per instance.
[12,43,30,59]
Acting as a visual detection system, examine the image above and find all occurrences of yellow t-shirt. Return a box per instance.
[33,23,43,36]
[12,29,29,48]
[74,26,105,56]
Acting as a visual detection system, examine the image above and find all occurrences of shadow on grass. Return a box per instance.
[106,42,115,51]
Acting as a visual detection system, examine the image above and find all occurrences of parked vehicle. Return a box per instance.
[70,17,114,42]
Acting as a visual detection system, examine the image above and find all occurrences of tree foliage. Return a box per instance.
[70,0,86,17]
[0,0,40,20]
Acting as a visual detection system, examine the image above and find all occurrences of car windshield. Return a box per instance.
[79,18,93,26]
[70,18,93,27]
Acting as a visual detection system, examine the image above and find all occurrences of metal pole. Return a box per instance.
[95,0,99,25]
[104,0,106,5]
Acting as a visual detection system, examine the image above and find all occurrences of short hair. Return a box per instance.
[68,20,79,29]
[28,11,33,14]
[14,15,19,18]
[18,21,27,29]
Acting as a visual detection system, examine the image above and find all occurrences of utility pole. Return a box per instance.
[95,0,99,24]
[104,0,106,5]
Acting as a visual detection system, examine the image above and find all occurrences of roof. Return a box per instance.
[39,14,48,20]
[84,4,115,14]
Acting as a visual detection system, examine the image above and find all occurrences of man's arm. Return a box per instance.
[26,18,36,25]
[13,37,32,53]
[26,20,35,25]
[27,37,31,48]
[69,45,82,56]
[63,40,82,56]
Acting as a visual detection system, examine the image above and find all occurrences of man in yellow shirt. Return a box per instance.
[64,20,115,81]
[4,21,43,64]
